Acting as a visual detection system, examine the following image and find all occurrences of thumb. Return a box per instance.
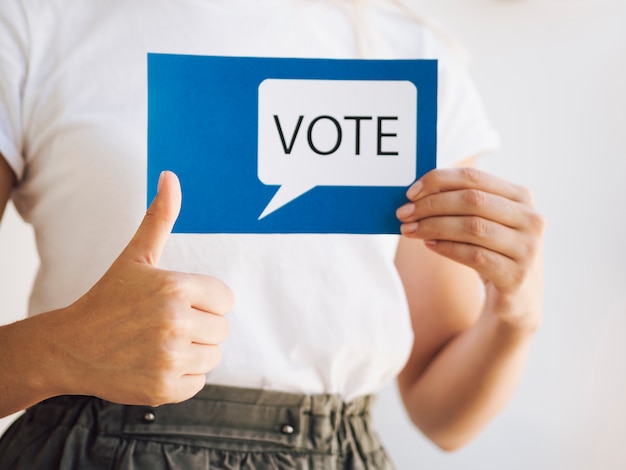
[122,171,182,266]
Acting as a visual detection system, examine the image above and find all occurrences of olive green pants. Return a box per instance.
[0,385,395,469]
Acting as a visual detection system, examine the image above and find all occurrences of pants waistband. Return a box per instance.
[34,385,378,454]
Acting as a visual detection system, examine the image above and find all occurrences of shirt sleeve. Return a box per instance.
[433,38,500,168]
[0,0,29,181]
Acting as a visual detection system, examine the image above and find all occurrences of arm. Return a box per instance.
[395,161,545,451]
[0,167,234,417]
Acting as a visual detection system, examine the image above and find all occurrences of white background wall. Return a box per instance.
[373,0,626,469]
[1,0,625,469]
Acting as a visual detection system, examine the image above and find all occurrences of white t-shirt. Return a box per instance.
[0,0,499,401]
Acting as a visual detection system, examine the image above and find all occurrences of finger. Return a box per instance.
[183,273,235,316]
[401,215,528,261]
[407,167,533,204]
[397,189,529,230]
[188,309,229,345]
[423,240,522,292]
[146,346,222,404]
[183,344,223,375]
[122,170,182,266]
[170,374,207,403]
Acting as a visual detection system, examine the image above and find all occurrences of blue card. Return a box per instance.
[148,54,437,234]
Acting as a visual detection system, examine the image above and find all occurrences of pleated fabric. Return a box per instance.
[0,385,395,469]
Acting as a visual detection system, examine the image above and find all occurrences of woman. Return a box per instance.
[0,0,544,468]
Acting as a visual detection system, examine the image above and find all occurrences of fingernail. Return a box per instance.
[396,203,414,219]
[406,181,423,200]
[157,171,166,193]
[402,222,418,234]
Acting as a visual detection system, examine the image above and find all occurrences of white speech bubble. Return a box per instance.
[257,79,417,219]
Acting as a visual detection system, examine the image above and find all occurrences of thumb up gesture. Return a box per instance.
[51,171,234,406]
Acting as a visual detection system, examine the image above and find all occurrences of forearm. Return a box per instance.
[400,311,536,451]
[396,166,545,450]
[0,310,67,418]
